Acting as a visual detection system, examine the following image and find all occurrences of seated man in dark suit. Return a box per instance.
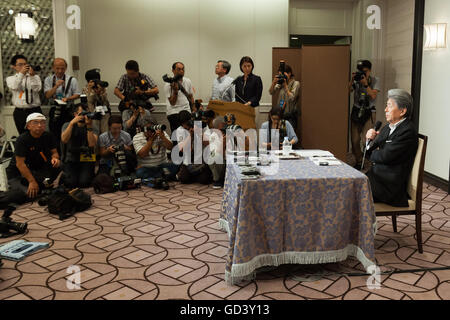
[365,89,418,207]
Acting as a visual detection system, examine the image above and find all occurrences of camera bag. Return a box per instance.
[93,174,116,194]
[47,187,92,220]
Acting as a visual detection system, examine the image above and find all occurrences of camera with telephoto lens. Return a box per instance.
[0,205,28,237]
[143,124,167,133]
[162,74,183,84]
[112,145,129,175]
[276,60,288,85]
[354,60,370,83]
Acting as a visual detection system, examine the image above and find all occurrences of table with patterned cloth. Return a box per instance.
[220,155,377,285]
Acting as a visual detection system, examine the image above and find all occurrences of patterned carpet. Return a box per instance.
[0,182,449,300]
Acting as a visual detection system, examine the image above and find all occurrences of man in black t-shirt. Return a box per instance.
[6,113,61,201]
[61,104,98,188]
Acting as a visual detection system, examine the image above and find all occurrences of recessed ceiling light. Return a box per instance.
[8,9,14,15]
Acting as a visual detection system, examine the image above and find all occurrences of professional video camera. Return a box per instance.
[162,74,183,84]
[276,60,288,85]
[0,205,28,238]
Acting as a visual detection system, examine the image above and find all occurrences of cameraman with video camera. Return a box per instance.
[98,115,136,176]
[6,54,43,134]
[269,62,300,131]
[164,62,194,133]
[349,60,380,168]
[60,104,99,188]
[83,69,111,134]
[114,60,159,113]
[133,119,178,189]
[122,99,154,138]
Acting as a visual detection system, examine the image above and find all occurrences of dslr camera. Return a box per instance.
[162,74,183,84]
[0,205,28,237]
[353,60,371,83]
[80,105,109,121]
[28,64,41,72]
[276,60,288,85]
[91,79,109,89]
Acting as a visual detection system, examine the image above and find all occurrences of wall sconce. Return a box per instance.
[15,11,38,42]
[424,23,447,50]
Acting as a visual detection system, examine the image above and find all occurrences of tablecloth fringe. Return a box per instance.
[219,219,231,237]
[226,245,376,285]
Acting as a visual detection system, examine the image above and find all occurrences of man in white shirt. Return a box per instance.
[211,60,235,102]
[165,62,194,134]
[6,55,43,134]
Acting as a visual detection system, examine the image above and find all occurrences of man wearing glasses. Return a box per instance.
[6,54,43,135]
[5,113,61,202]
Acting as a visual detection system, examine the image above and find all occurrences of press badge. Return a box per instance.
[80,152,96,162]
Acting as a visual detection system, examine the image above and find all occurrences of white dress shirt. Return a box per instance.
[6,73,42,108]
[211,75,235,102]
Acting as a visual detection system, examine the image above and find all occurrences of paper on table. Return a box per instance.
[296,150,334,158]
[311,157,342,166]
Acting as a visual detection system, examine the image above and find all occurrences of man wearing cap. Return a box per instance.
[82,69,111,134]
[6,113,61,201]
[6,54,43,135]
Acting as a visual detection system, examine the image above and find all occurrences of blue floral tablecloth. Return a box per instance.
[221,158,376,285]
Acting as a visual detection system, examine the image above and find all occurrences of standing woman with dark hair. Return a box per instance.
[234,56,263,107]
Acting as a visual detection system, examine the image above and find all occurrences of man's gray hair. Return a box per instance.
[387,89,413,119]
[218,60,231,74]
[212,116,226,129]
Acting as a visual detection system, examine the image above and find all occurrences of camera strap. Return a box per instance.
[52,75,73,97]
[177,81,193,110]
[24,76,33,105]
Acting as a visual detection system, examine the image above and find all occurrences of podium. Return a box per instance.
[207,100,256,130]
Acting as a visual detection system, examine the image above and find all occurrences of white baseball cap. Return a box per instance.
[25,113,46,128]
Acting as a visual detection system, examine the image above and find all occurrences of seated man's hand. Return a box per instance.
[71,115,85,125]
[51,157,61,168]
[27,181,40,199]
[62,97,68,102]
[135,88,145,95]
[107,146,116,154]
[366,129,379,141]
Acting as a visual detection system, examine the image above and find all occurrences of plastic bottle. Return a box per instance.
[282,137,291,156]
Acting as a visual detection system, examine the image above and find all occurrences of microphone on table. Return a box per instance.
[361,120,382,171]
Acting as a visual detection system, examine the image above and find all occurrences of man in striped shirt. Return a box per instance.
[133,120,179,188]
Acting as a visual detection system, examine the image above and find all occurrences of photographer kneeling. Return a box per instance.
[133,120,178,189]
[61,104,99,188]
[122,100,154,138]
[98,115,136,176]
[3,113,61,207]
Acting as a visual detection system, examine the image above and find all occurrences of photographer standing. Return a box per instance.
[269,64,300,131]
[164,62,194,134]
[98,115,135,176]
[114,60,159,112]
[44,58,81,146]
[61,104,99,188]
[133,120,178,189]
[349,60,380,168]
[83,69,111,134]
[6,55,43,135]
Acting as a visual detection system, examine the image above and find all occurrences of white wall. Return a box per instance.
[73,0,289,105]
[420,0,450,180]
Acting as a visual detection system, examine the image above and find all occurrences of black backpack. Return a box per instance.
[47,187,92,220]
[92,174,116,194]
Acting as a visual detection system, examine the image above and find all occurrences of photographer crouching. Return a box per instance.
[349,60,380,168]
[98,115,136,176]
[122,100,154,138]
[1,113,61,208]
[133,120,179,190]
[61,104,99,188]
